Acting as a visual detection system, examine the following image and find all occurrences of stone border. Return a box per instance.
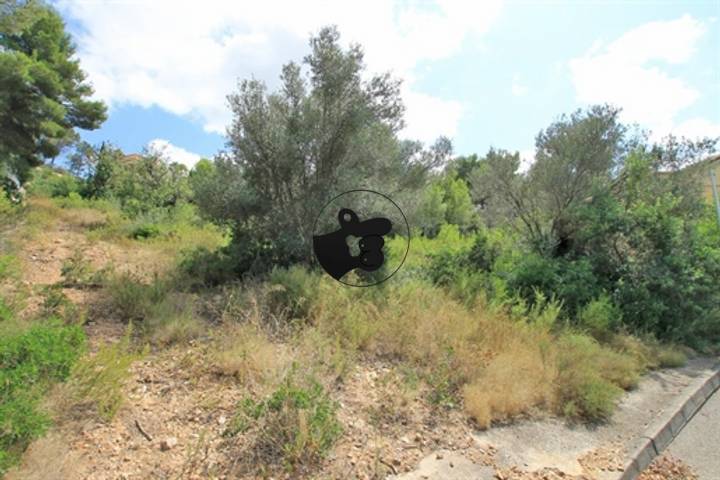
[617,365,720,480]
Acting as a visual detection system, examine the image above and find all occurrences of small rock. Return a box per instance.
[218,415,226,425]
[160,437,178,451]
[436,453,444,460]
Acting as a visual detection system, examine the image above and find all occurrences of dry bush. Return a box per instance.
[214,322,289,387]
[308,274,646,426]
[463,336,557,428]
[145,293,205,346]
[58,207,109,230]
[205,266,651,428]
[366,369,419,429]
[311,278,563,421]
[294,327,356,382]
[19,198,59,239]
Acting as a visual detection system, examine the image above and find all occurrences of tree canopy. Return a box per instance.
[0,0,106,188]
[197,26,444,271]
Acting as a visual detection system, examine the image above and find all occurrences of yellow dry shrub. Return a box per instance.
[214,323,288,387]
[462,339,557,429]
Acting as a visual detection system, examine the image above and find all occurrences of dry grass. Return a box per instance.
[57,207,110,231]
[310,277,562,422]
[3,431,84,480]
[463,344,557,428]
[213,322,290,388]
[145,293,205,346]
[302,274,646,426]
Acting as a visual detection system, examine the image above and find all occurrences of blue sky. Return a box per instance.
[56,0,720,168]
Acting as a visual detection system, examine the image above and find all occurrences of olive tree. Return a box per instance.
[201,26,441,272]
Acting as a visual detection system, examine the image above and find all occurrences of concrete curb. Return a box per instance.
[617,365,720,480]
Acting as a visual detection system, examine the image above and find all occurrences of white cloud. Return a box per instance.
[518,148,535,173]
[402,89,463,141]
[672,117,720,140]
[58,0,503,146]
[569,14,719,141]
[511,74,528,96]
[147,139,202,169]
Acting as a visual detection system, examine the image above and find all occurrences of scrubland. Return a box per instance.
[0,175,698,477]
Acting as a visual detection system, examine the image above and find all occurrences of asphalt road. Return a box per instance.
[666,387,720,479]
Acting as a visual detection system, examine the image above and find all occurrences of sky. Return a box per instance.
[55,0,720,169]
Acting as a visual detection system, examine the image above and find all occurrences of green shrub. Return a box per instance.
[507,255,603,319]
[0,255,20,282]
[179,246,237,287]
[0,319,86,473]
[560,376,621,420]
[426,347,462,408]
[226,369,342,469]
[27,167,81,198]
[0,189,14,217]
[468,230,500,271]
[130,223,161,240]
[54,191,86,208]
[0,298,11,322]
[60,249,93,286]
[555,333,640,421]
[107,273,168,322]
[40,286,81,323]
[67,325,140,420]
[578,295,621,341]
[507,254,559,304]
[267,266,321,320]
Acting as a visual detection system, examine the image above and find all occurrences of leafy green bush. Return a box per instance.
[0,319,86,473]
[26,167,81,198]
[578,295,621,341]
[130,223,161,240]
[506,255,604,319]
[611,204,720,346]
[179,246,237,287]
[226,370,342,469]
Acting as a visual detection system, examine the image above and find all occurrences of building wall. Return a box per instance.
[701,160,720,204]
